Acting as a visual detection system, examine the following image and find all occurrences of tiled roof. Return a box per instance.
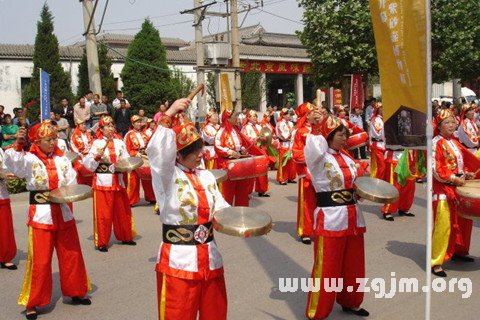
[0,43,196,64]
[73,33,190,47]
[241,32,303,48]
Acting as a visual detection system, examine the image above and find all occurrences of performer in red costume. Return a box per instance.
[124,115,155,205]
[5,122,91,320]
[241,110,270,197]
[214,109,263,206]
[305,115,369,320]
[431,109,480,277]
[458,103,479,153]
[83,116,137,252]
[0,148,17,270]
[275,108,296,185]
[147,98,230,320]
[70,119,94,185]
[292,102,322,244]
[369,103,386,180]
[201,111,220,169]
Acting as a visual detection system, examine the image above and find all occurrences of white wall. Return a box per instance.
[0,60,35,114]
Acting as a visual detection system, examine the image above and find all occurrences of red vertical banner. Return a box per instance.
[350,74,363,110]
[333,89,343,106]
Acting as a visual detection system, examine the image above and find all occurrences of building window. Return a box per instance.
[21,77,31,93]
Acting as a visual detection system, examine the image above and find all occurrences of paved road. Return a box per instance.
[1,172,478,319]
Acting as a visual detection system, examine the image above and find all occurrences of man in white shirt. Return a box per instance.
[112,90,130,109]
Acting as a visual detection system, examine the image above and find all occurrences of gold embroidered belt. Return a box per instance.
[95,163,114,174]
[162,222,214,245]
[316,189,356,207]
[29,190,51,205]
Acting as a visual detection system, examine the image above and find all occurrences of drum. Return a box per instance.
[209,169,228,183]
[213,206,272,237]
[456,180,480,220]
[49,184,93,203]
[115,157,144,173]
[347,132,368,150]
[354,176,399,204]
[226,155,268,181]
[135,157,151,180]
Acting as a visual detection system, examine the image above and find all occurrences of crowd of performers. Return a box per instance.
[0,96,479,320]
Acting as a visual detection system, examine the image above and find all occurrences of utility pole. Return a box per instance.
[80,0,102,96]
[194,0,206,119]
[230,0,242,111]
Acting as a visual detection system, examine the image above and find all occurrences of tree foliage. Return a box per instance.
[241,72,265,110]
[431,0,480,83]
[297,0,377,86]
[76,42,117,100]
[22,4,73,119]
[298,0,480,86]
[120,19,178,116]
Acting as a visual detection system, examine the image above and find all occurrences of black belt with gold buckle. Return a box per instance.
[29,190,51,205]
[162,222,214,245]
[316,189,356,207]
[95,163,113,174]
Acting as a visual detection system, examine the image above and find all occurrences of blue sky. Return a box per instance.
[0,0,304,45]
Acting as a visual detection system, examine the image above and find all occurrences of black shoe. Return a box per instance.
[398,210,415,217]
[121,240,137,246]
[452,255,474,262]
[383,214,394,221]
[1,262,18,270]
[288,179,297,184]
[431,266,447,277]
[279,181,287,185]
[25,308,37,320]
[342,306,369,317]
[97,246,108,252]
[71,296,92,305]
[258,192,271,197]
[301,237,311,245]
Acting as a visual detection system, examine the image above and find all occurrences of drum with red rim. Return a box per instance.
[455,180,480,220]
[226,155,268,181]
[347,131,368,150]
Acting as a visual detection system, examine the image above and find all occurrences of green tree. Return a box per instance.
[241,72,265,110]
[76,42,117,100]
[206,72,218,108]
[171,68,195,101]
[22,4,73,120]
[120,19,176,116]
[431,0,480,83]
[297,0,377,87]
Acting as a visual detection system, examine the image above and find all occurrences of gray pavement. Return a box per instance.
[1,172,479,320]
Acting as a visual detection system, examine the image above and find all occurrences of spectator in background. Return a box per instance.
[112,90,130,109]
[138,109,147,126]
[84,90,94,108]
[59,97,75,128]
[1,114,19,149]
[13,107,30,127]
[73,97,91,129]
[153,104,168,123]
[90,94,108,127]
[113,99,131,137]
[52,108,69,141]
[101,94,114,117]
[0,105,5,125]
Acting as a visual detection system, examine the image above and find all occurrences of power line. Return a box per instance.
[102,12,180,26]
[254,8,303,25]
[102,19,192,32]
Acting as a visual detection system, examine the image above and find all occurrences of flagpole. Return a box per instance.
[425,0,432,318]
[39,68,43,122]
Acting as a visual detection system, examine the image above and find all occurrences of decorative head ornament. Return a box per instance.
[173,122,201,151]
[320,114,343,138]
[130,115,142,124]
[295,102,315,118]
[99,116,114,128]
[28,120,56,142]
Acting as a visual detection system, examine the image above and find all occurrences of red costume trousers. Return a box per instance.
[370,146,386,180]
[93,189,136,248]
[276,148,296,183]
[432,198,472,267]
[381,162,416,214]
[254,175,269,194]
[126,171,156,205]
[0,200,17,263]
[296,177,315,237]
[220,178,254,207]
[306,234,365,320]
[156,272,227,320]
[18,224,89,308]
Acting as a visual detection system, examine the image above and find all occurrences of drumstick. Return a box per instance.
[186,84,205,100]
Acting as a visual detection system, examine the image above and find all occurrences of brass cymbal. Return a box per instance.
[115,157,144,172]
[49,184,93,203]
[209,169,228,183]
[354,176,399,204]
[64,151,80,163]
[213,206,272,237]
[258,126,273,147]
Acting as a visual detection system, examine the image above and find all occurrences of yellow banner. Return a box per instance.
[220,73,233,113]
[369,0,426,122]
